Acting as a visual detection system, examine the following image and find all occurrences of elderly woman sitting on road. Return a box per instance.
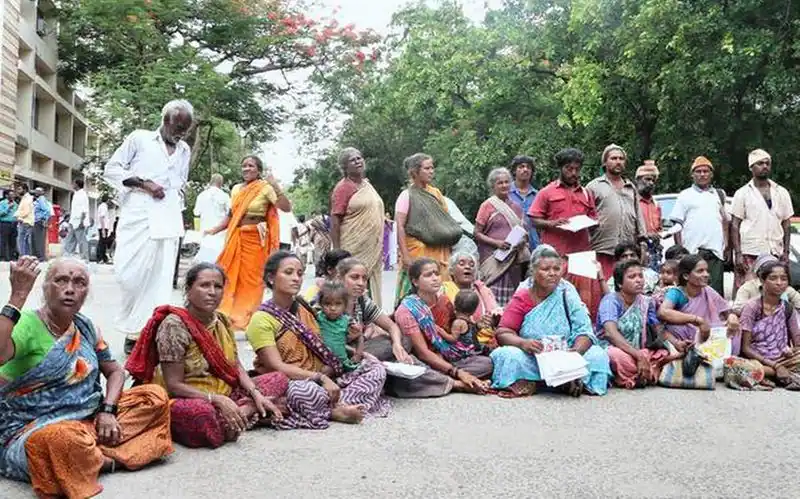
[0,257,173,499]
[441,251,502,345]
[491,245,611,397]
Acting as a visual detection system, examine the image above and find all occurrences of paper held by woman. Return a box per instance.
[382,362,427,379]
[493,225,527,261]
[535,351,589,387]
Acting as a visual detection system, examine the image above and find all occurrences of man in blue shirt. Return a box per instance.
[32,187,52,260]
[0,190,18,261]
[507,155,540,252]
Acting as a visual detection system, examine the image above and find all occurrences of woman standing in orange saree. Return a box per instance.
[206,155,291,330]
[330,147,385,309]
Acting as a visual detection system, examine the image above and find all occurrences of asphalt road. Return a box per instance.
[2,262,797,498]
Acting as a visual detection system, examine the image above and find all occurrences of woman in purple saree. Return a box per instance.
[658,254,741,355]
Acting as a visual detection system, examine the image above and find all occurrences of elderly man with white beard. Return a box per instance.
[104,99,194,354]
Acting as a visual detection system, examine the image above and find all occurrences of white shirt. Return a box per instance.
[193,185,230,231]
[68,189,90,229]
[103,129,190,239]
[97,202,111,230]
[731,180,794,256]
[670,185,727,259]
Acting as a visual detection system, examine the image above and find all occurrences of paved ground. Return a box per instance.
[2,262,797,498]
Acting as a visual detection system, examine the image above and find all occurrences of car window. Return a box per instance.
[656,198,676,221]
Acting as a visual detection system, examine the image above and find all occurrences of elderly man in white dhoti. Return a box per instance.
[103,99,194,354]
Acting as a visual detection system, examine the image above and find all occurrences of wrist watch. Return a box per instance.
[98,403,118,416]
[1,304,21,325]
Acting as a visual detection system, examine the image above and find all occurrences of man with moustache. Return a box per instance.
[103,99,193,354]
[670,156,729,296]
[529,148,603,320]
[731,149,794,289]
[635,160,663,271]
[587,144,644,279]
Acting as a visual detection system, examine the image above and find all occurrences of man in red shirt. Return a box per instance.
[529,148,603,319]
[635,160,663,271]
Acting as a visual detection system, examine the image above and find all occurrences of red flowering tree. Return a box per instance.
[57,0,380,189]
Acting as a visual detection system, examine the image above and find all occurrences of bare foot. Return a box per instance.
[331,404,366,424]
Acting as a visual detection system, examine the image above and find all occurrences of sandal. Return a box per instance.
[508,380,537,397]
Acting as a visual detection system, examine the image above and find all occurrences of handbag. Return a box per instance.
[405,186,463,247]
[657,342,716,390]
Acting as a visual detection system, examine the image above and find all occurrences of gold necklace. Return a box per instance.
[36,309,74,339]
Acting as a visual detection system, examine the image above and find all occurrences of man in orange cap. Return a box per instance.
[730,149,794,291]
[669,156,730,296]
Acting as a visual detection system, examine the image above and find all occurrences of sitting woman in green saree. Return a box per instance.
[597,260,671,388]
[0,257,172,499]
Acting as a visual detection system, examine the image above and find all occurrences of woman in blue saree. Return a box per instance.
[0,257,173,498]
[491,245,611,396]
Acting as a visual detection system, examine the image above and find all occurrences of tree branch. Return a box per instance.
[233,59,317,76]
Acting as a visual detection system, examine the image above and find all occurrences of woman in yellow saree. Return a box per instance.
[206,155,291,330]
[330,147,385,309]
[395,153,463,306]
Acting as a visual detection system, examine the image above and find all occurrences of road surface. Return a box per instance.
[2,262,797,498]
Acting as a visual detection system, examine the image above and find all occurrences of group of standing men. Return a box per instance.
[0,184,52,261]
[524,144,794,301]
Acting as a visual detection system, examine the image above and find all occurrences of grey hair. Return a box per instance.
[486,167,511,190]
[209,173,223,185]
[403,153,432,175]
[161,99,194,120]
[337,147,362,175]
[448,250,478,273]
[529,244,561,270]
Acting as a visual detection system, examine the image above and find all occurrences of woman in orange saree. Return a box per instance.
[206,155,291,330]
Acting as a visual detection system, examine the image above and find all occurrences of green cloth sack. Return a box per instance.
[405,186,463,247]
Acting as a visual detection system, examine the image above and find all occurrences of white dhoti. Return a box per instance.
[113,192,182,340]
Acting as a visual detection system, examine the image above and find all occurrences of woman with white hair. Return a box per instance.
[442,251,502,345]
[0,257,173,497]
[491,245,611,397]
[330,147,386,308]
[474,167,529,306]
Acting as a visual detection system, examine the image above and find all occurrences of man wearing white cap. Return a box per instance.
[731,149,794,291]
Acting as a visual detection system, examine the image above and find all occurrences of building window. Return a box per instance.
[33,98,40,131]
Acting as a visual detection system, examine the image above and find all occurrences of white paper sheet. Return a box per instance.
[493,225,528,262]
[148,190,184,240]
[535,350,589,387]
[560,215,598,233]
[382,362,427,379]
[567,251,598,279]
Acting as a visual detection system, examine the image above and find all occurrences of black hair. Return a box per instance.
[664,244,690,261]
[758,261,790,283]
[613,260,643,292]
[661,259,679,273]
[319,279,348,304]
[184,262,226,295]
[336,257,366,278]
[17,183,28,193]
[454,290,480,315]
[73,178,85,189]
[297,214,306,223]
[263,250,302,289]
[614,241,642,261]
[242,155,264,172]
[316,249,352,277]
[407,257,439,294]
[677,254,705,286]
[554,148,584,169]
[510,155,535,177]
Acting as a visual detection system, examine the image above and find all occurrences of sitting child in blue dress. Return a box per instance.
[317,280,362,371]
